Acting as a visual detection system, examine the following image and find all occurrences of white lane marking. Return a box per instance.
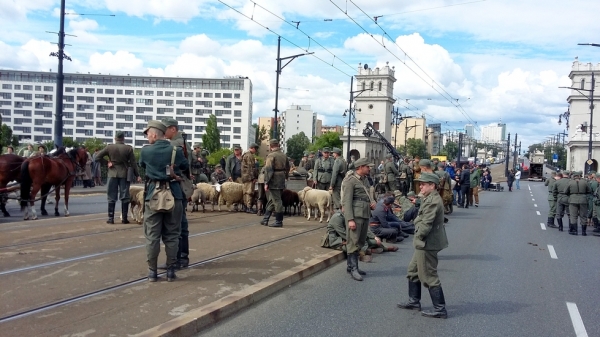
[536,211,541,215]
[534,204,538,207]
[548,245,558,259]
[528,185,531,191]
[532,198,535,201]
[540,223,546,230]
[566,302,588,337]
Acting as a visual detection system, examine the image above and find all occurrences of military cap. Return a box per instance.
[393,190,402,198]
[269,139,279,145]
[143,120,167,135]
[407,191,416,198]
[595,172,600,178]
[354,157,374,167]
[419,159,433,168]
[303,151,309,156]
[161,117,178,128]
[589,171,596,176]
[214,164,222,169]
[322,147,331,153]
[249,143,259,149]
[193,143,202,149]
[201,150,209,156]
[309,151,315,155]
[574,171,583,177]
[437,162,445,168]
[415,172,440,184]
[233,145,242,150]
[115,131,125,139]
[332,147,342,155]
[385,154,393,159]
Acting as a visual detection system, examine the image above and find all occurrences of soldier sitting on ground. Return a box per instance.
[211,164,227,184]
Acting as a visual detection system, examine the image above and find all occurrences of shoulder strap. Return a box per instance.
[351,175,374,204]
[171,146,176,166]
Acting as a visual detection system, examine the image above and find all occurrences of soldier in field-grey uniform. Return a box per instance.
[261,139,289,228]
[314,147,334,190]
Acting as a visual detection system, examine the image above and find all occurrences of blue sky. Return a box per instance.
[2,0,600,150]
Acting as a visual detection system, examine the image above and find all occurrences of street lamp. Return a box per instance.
[344,71,372,161]
[343,103,361,158]
[558,107,570,129]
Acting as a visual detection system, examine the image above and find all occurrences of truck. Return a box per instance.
[527,151,546,182]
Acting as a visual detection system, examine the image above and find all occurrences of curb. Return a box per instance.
[133,250,344,337]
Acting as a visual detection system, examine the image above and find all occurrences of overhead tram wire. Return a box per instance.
[382,0,487,17]
[217,0,353,78]
[331,0,479,128]
[347,0,479,128]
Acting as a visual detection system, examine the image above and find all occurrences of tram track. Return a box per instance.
[0,225,326,324]
[0,211,236,250]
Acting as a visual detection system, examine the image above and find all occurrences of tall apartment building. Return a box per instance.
[280,105,322,152]
[0,70,253,149]
[257,116,276,156]
[480,122,506,143]
[464,124,474,137]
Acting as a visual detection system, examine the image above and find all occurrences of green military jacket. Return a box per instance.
[169,132,192,175]
[566,178,592,204]
[330,156,347,188]
[545,177,556,201]
[552,178,570,204]
[139,139,188,200]
[264,147,289,189]
[384,160,399,182]
[588,179,598,201]
[413,190,448,251]
[470,169,481,188]
[399,162,412,179]
[95,140,138,179]
[341,172,372,221]
[225,154,242,180]
[191,150,202,175]
[305,157,315,171]
[241,151,258,183]
[314,157,334,184]
[211,171,227,184]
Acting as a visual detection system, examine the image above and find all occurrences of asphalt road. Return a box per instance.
[200,182,599,337]
[1,193,109,223]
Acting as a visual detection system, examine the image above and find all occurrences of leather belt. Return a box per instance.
[353,197,370,202]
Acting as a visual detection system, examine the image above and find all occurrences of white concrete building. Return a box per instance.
[464,124,475,137]
[480,122,506,143]
[341,62,396,164]
[565,59,600,172]
[0,70,253,149]
[280,105,317,152]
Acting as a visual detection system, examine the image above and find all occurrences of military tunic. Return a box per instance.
[325,210,392,252]
[384,160,399,192]
[264,147,289,214]
[169,132,193,265]
[545,177,556,218]
[413,163,422,194]
[241,151,258,208]
[588,178,598,219]
[341,172,373,254]
[399,162,412,196]
[567,178,592,227]
[139,139,188,270]
[225,154,242,183]
[553,177,570,219]
[314,157,334,190]
[330,156,347,209]
[305,156,315,172]
[407,190,448,288]
[95,140,139,203]
[191,150,209,184]
[211,171,227,184]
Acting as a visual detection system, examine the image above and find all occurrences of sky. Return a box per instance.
[2,0,600,151]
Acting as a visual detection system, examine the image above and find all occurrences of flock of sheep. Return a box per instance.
[125,182,335,224]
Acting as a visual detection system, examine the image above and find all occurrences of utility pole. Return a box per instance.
[505,133,511,177]
[457,132,463,163]
[51,0,68,148]
[513,133,518,170]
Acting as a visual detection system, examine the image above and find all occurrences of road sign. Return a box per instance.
[587,159,594,165]
[553,153,558,160]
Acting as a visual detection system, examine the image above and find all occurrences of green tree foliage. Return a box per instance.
[202,114,221,153]
[63,137,81,148]
[443,141,458,160]
[286,132,311,165]
[310,132,343,152]
[82,138,107,151]
[207,148,232,166]
[42,140,55,151]
[254,124,269,144]
[0,124,18,151]
[406,138,429,158]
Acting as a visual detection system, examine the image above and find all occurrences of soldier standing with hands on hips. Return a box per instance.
[341,157,376,281]
[261,139,289,227]
[397,172,449,318]
[329,147,347,210]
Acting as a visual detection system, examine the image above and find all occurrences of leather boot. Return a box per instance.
[421,286,447,319]
[246,205,257,214]
[547,217,557,228]
[158,261,181,270]
[107,202,115,224]
[260,210,272,226]
[593,218,600,232]
[122,202,130,224]
[557,218,563,232]
[179,236,190,269]
[569,223,578,235]
[166,266,177,282]
[147,268,158,282]
[256,200,263,216]
[397,280,422,310]
[269,212,283,227]
[347,253,363,281]
[582,225,587,236]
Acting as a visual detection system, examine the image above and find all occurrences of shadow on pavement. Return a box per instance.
[448,300,530,317]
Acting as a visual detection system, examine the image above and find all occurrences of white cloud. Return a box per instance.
[87,51,146,75]
[0,0,56,21]
[102,0,210,22]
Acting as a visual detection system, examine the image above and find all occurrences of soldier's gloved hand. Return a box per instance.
[414,238,425,250]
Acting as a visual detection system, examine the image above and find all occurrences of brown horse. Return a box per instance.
[0,154,26,217]
[20,147,88,220]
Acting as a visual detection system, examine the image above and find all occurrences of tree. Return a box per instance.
[82,138,107,151]
[202,114,221,153]
[255,124,269,144]
[443,141,458,160]
[42,140,55,151]
[310,132,343,152]
[0,124,18,149]
[286,132,311,164]
[406,138,429,158]
[269,120,283,142]
[207,148,232,166]
[63,137,81,148]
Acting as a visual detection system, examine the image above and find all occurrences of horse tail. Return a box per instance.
[20,161,31,210]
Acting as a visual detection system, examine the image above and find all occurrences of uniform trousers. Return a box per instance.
[556,200,570,218]
[387,180,398,193]
[243,181,254,207]
[407,249,441,288]
[369,224,397,241]
[266,189,284,213]
[177,199,189,262]
[569,203,588,226]
[547,199,556,218]
[193,172,208,184]
[332,185,342,209]
[107,177,131,203]
[317,182,330,191]
[144,201,182,269]
[346,217,368,254]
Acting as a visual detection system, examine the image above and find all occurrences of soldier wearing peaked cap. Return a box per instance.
[191,143,209,184]
[587,171,599,229]
[261,139,289,227]
[314,147,334,191]
[94,129,140,224]
[138,120,189,282]
[419,159,434,173]
[567,170,592,235]
[384,154,399,192]
[545,171,558,229]
[330,147,347,210]
[398,172,449,319]
[242,143,259,213]
[552,171,569,232]
[299,152,309,170]
[226,145,243,183]
[211,164,227,184]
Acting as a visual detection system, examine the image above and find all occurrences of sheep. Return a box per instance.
[217,182,244,211]
[298,186,333,223]
[282,189,301,216]
[119,185,144,224]
[190,188,205,213]
[195,183,220,212]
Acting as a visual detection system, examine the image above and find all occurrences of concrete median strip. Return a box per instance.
[133,250,344,337]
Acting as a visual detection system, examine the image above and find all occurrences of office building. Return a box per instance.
[280,105,322,152]
[480,122,507,143]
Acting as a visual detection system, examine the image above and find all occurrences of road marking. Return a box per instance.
[536,211,541,215]
[532,198,535,201]
[540,223,546,230]
[528,185,531,191]
[548,245,558,259]
[566,302,588,337]
[534,204,538,207]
